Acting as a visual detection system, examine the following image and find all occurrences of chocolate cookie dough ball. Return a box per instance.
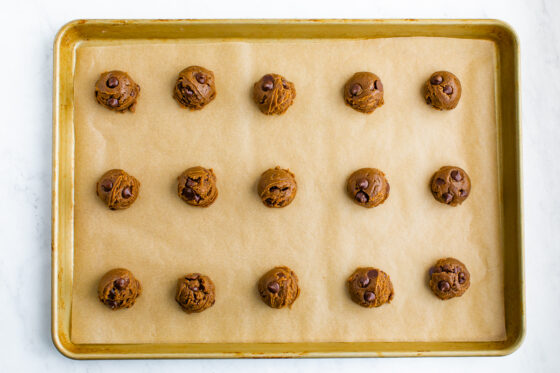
[347,168,390,208]
[98,268,142,310]
[343,72,384,113]
[429,258,470,300]
[424,71,462,110]
[96,169,140,210]
[253,73,296,115]
[430,166,471,206]
[347,267,394,308]
[175,273,216,313]
[257,166,297,208]
[257,266,300,309]
[95,71,140,112]
[177,166,218,207]
[173,66,217,110]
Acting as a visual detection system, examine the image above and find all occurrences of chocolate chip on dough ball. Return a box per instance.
[430,166,471,206]
[257,266,300,309]
[257,166,297,208]
[428,258,470,300]
[174,66,217,110]
[347,267,394,308]
[96,169,140,210]
[95,71,140,112]
[343,72,384,113]
[253,73,296,115]
[98,268,142,310]
[424,71,461,110]
[347,168,390,208]
[175,273,216,313]
[177,166,218,207]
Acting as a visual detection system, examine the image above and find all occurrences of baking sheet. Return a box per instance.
[71,37,505,344]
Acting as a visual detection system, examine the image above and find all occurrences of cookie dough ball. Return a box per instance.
[347,267,394,308]
[175,273,216,313]
[96,169,140,210]
[430,166,471,206]
[343,72,384,113]
[173,66,217,110]
[257,266,300,309]
[98,268,142,310]
[257,166,297,208]
[253,73,296,115]
[95,71,140,112]
[424,71,462,110]
[177,166,218,207]
[347,168,390,208]
[429,258,470,300]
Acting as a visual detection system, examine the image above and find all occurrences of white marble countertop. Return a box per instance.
[1,0,558,371]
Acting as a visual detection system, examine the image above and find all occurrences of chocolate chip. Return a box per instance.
[185,86,194,96]
[121,187,132,199]
[438,281,451,292]
[107,98,119,107]
[442,193,453,204]
[350,83,362,96]
[269,186,280,192]
[429,266,437,276]
[282,81,289,89]
[193,194,201,202]
[450,170,462,181]
[261,75,274,91]
[426,97,432,105]
[430,75,443,85]
[108,300,118,309]
[265,198,274,205]
[106,77,119,88]
[182,187,196,200]
[355,191,369,204]
[186,274,200,280]
[458,272,466,284]
[114,278,129,290]
[108,289,115,299]
[195,73,206,84]
[357,178,369,190]
[186,178,196,187]
[358,276,370,288]
[101,179,113,192]
[443,85,453,95]
[364,291,376,302]
[460,189,468,197]
[435,178,445,186]
[374,80,382,90]
[367,269,378,279]
[267,281,280,293]
[189,286,199,292]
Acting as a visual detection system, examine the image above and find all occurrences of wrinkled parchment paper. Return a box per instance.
[71,37,505,343]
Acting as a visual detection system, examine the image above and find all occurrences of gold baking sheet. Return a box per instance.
[52,20,524,358]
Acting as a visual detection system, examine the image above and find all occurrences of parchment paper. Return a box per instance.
[71,37,505,343]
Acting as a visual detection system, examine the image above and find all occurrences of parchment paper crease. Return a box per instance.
[71,37,505,343]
